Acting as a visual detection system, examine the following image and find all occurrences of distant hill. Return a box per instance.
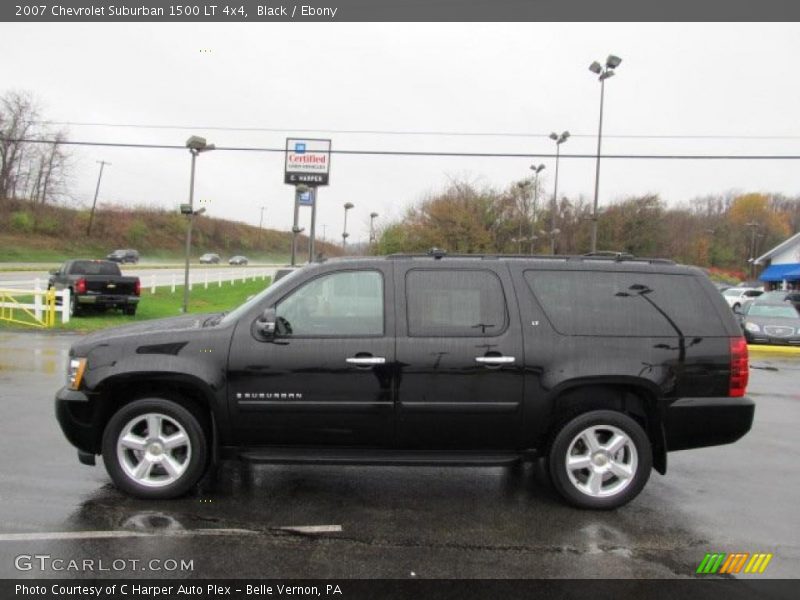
[0,199,341,263]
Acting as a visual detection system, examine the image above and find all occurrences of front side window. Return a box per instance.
[275,270,384,336]
[406,269,508,337]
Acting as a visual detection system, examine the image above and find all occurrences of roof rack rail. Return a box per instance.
[383,252,675,265]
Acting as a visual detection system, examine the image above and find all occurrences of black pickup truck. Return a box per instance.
[54,253,754,509]
[48,259,141,317]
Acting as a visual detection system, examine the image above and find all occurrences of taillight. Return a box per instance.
[729,336,749,397]
[75,278,87,294]
[134,279,141,296]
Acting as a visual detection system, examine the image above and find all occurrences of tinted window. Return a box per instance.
[70,261,122,276]
[276,270,383,336]
[524,270,724,337]
[406,269,507,337]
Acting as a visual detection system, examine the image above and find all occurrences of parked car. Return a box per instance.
[48,259,140,317]
[55,252,753,509]
[738,301,800,345]
[106,249,140,264]
[751,290,800,310]
[721,287,763,311]
[229,255,248,265]
[199,253,221,264]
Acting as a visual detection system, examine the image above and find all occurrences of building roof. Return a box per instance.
[755,231,800,264]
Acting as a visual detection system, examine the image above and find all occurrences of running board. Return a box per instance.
[239,448,523,467]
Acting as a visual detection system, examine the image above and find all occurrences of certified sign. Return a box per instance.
[284,138,331,186]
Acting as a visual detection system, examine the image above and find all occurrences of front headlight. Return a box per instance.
[67,358,87,390]
[744,322,761,333]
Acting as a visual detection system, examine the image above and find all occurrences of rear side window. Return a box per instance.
[69,261,122,276]
[406,269,507,337]
[524,270,724,337]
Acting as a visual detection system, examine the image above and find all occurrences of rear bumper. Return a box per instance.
[77,294,139,306]
[665,396,755,451]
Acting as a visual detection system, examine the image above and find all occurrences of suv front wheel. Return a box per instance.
[548,410,652,510]
[101,398,208,499]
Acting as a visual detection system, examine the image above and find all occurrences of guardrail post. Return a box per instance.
[204,271,208,289]
[218,272,222,287]
[151,275,156,294]
[189,275,193,291]
[171,274,176,293]
[33,279,42,321]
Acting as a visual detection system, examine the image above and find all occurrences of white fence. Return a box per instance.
[0,286,71,326]
[0,267,276,294]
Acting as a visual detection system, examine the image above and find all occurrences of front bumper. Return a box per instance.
[744,331,800,346]
[665,396,755,452]
[55,386,101,455]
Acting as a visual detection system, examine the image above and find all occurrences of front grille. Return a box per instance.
[764,325,795,338]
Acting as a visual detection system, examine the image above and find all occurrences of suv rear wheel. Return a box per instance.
[101,398,208,499]
[548,410,652,509]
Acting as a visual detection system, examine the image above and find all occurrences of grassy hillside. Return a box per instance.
[0,199,340,263]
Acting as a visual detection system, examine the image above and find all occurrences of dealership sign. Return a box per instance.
[284,138,331,186]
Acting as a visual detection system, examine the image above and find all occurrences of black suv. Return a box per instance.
[106,249,140,264]
[55,253,754,509]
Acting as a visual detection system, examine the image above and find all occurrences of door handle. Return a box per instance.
[475,356,515,365]
[346,357,386,365]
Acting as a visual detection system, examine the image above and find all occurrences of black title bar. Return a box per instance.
[4,0,800,22]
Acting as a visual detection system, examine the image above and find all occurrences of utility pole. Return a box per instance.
[746,221,759,280]
[86,160,111,236]
[259,206,266,230]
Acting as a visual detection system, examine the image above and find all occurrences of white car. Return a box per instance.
[722,287,763,311]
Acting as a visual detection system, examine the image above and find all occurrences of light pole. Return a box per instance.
[369,212,379,248]
[529,163,545,254]
[588,54,622,253]
[548,131,569,254]
[86,160,111,236]
[342,202,354,252]
[182,136,215,314]
[746,221,759,280]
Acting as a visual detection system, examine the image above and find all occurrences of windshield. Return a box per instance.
[70,261,121,275]
[747,304,799,319]
[220,267,305,325]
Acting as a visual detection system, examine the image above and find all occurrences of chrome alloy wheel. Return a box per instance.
[565,424,638,498]
[116,413,192,488]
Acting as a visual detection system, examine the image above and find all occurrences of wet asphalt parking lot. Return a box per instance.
[0,331,797,580]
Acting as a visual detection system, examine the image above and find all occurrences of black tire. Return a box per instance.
[124,306,137,316]
[548,410,652,510]
[101,398,208,499]
[69,291,81,317]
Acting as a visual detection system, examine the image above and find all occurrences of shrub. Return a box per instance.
[10,211,34,233]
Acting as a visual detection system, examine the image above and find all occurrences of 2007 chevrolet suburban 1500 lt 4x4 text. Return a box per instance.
[55,252,754,509]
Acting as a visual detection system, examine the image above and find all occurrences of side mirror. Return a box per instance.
[255,307,277,337]
[49,269,58,276]
[732,305,744,316]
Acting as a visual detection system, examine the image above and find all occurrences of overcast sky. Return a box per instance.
[2,22,800,242]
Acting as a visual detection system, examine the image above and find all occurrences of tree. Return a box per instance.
[0,90,70,204]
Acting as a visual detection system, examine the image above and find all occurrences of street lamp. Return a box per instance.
[745,221,760,280]
[588,54,622,253]
[369,212,379,247]
[342,202,354,252]
[182,136,215,314]
[540,228,561,254]
[529,164,546,255]
[548,132,569,254]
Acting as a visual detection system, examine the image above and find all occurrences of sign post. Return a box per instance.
[285,138,331,265]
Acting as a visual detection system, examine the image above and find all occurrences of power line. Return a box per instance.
[28,120,800,141]
[3,137,800,160]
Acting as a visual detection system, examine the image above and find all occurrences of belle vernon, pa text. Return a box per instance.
[16,584,343,597]
[40,4,339,18]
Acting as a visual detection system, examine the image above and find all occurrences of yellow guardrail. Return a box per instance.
[748,344,800,357]
[0,288,58,328]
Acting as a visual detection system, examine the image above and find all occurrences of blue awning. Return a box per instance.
[759,263,800,282]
